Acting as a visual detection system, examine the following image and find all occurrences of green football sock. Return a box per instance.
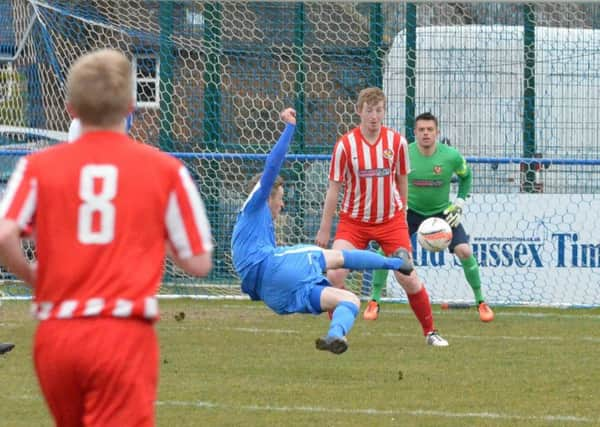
[371,248,388,303]
[460,255,484,304]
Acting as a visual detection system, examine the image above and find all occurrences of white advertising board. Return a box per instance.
[386,194,600,307]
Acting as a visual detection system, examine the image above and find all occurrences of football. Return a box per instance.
[417,217,453,252]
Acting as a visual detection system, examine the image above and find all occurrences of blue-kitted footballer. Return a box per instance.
[231,108,413,354]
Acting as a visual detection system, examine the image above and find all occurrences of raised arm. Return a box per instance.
[243,108,296,212]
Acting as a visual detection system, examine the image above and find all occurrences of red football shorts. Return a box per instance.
[334,213,412,255]
[34,318,158,427]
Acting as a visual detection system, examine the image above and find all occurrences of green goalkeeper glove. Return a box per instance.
[443,197,465,228]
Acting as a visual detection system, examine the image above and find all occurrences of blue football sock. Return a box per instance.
[341,249,401,270]
[328,301,359,338]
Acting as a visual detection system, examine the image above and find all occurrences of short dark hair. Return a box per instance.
[247,173,284,197]
[415,112,439,128]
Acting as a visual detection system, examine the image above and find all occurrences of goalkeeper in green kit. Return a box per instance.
[364,112,494,323]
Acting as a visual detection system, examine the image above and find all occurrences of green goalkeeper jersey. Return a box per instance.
[408,142,472,216]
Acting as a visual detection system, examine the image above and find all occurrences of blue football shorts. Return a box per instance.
[259,244,330,315]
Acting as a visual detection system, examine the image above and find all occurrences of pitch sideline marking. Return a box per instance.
[156,399,597,424]
[10,396,596,423]
[217,304,600,320]
[166,324,599,343]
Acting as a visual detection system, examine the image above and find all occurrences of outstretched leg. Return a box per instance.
[322,248,411,273]
[312,285,360,355]
[316,247,413,353]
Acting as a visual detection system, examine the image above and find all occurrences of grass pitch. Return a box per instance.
[1,299,599,426]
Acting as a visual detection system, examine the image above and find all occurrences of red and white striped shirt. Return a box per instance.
[329,126,410,224]
[0,131,213,321]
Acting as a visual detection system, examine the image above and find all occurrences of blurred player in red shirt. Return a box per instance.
[315,87,447,346]
[0,49,213,426]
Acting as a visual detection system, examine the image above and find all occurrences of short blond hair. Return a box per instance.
[66,49,133,127]
[247,173,284,197]
[356,87,386,111]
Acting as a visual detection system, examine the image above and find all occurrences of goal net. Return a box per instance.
[1,1,600,306]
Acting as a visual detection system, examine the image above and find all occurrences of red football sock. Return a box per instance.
[407,286,434,336]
